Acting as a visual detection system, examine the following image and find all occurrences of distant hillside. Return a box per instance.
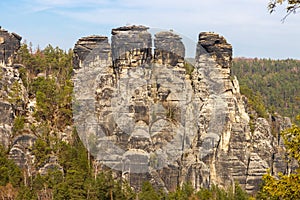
[231,58,300,123]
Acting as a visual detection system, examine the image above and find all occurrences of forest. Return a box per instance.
[0,43,299,199]
[231,58,300,124]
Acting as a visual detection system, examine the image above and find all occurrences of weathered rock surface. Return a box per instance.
[0,31,35,173]
[0,26,293,195]
[111,25,152,74]
[154,31,185,66]
[0,58,27,149]
[197,32,232,68]
[0,27,22,65]
[73,25,294,194]
[0,28,64,176]
[73,35,112,69]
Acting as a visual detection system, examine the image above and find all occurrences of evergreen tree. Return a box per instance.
[232,58,300,124]
[138,182,160,200]
[0,146,23,188]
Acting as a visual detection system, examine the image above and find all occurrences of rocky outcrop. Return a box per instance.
[0,27,22,65]
[9,134,36,171]
[0,28,65,178]
[73,35,112,69]
[0,61,27,149]
[73,25,293,194]
[0,30,35,173]
[154,31,185,66]
[111,25,152,76]
[0,25,292,195]
[196,32,232,68]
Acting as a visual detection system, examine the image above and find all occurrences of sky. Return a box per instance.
[0,0,300,59]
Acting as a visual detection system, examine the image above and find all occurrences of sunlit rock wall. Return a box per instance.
[0,27,22,65]
[73,25,293,194]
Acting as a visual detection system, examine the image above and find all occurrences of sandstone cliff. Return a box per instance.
[0,28,64,177]
[0,28,37,175]
[0,27,21,65]
[73,25,293,193]
[0,26,293,195]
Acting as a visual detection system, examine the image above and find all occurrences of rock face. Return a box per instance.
[73,25,293,194]
[0,27,22,65]
[0,29,36,172]
[196,32,232,69]
[0,37,25,149]
[0,26,293,195]
[0,28,65,177]
[154,31,185,66]
[111,25,152,75]
[73,35,111,69]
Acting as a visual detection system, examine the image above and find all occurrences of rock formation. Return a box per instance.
[0,28,64,176]
[0,26,294,195]
[111,25,152,70]
[154,31,185,66]
[73,35,112,69]
[0,28,36,173]
[0,28,25,149]
[73,25,294,194]
[0,27,22,65]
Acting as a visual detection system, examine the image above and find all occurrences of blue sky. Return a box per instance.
[1,0,300,59]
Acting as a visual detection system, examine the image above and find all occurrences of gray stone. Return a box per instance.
[0,28,21,65]
[196,32,232,68]
[73,35,112,69]
[111,25,152,71]
[71,26,294,194]
[154,31,185,66]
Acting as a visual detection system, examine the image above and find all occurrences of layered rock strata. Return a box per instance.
[73,25,293,194]
[73,35,111,69]
[0,25,292,195]
[154,31,185,66]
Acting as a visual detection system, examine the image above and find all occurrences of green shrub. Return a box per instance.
[12,116,25,134]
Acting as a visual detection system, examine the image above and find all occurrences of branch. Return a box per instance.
[268,1,300,22]
[281,4,300,22]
